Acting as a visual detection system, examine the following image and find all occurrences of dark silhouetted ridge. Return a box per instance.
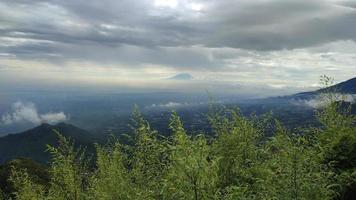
[0,123,101,164]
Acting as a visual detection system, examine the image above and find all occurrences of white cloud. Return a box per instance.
[292,93,355,108]
[154,0,178,8]
[147,101,207,109]
[1,101,68,125]
[40,112,68,124]
[149,102,186,108]
[0,0,356,95]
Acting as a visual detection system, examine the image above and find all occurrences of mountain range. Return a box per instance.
[0,77,355,165]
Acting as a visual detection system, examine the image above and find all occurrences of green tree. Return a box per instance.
[46,132,88,200]
[0,158,49,199]
[0,188,3,200]
[129,105,169,199]
[264,121,333,200]
[163,111,218,200]
[316,102,356,199]
[9,168,45,200]
[211,108,263,198]
[88,140,133,200]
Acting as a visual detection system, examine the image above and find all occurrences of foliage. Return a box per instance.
[9,168,45,200]
[129,105,169,199]
[0,188,4,200]
[162,111,218,200]
[0,158,49,199]
[4,89,356,200]
[88,140,133,199]
[45,131,89,200]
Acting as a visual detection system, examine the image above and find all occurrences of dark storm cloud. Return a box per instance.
[1,1,356,47]
[0,0,356,75]
[202,0,356,50]
[340,1,356,9]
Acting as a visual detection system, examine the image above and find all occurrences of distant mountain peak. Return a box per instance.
[167,73,193,80]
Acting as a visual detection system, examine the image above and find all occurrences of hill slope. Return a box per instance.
[299,77,355,98]
[273,77,356,101]
[0,123,101,164]
[320,77,356,94]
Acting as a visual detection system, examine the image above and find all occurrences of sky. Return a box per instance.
[0,0,356,96]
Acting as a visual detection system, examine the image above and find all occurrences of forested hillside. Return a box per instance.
[0,123,101,164]
[1,95,355,200]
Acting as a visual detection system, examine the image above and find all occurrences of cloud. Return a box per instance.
[147,101,211,110]
[292,93,356,108]
[149,102,187,109]
[0,0,356,94]
[40,112,68,124]
[2,0,356,53]
[1,101,68,125]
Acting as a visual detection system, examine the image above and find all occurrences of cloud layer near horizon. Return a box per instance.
[0,0,356,94]
[1,101,68,125]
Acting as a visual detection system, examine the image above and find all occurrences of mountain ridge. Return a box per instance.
[0,123,101,164]
[277,77,356,101]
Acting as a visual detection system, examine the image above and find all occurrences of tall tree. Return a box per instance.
[163,111,218,200]
[129,105,169,199]
[212,108,263,198]
[46,132,88,200]
[9,169,45,200]
[88,141,133,200]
